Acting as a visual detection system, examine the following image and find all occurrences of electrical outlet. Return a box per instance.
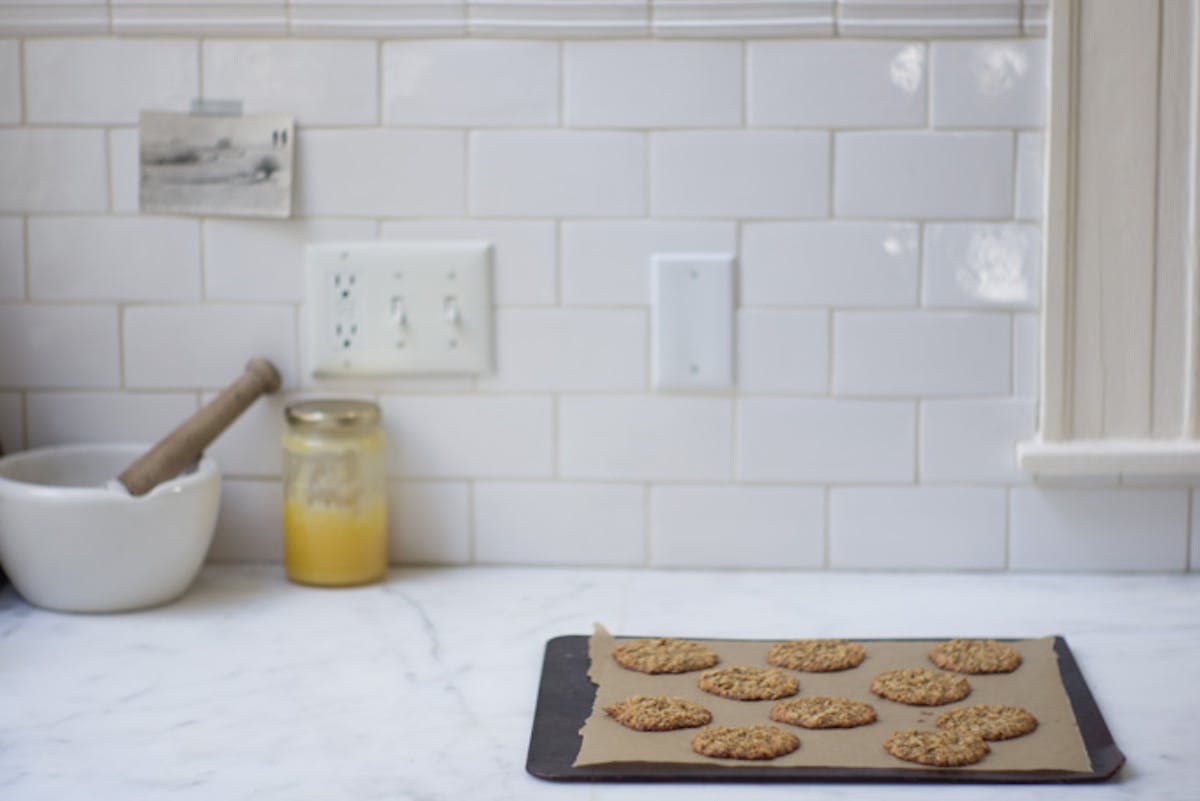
[306,242,493,377]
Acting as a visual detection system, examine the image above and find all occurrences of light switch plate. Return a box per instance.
[306,241,493,377]
[652,253,735,390]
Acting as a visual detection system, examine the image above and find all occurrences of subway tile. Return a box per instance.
[1015,132,1045,221]
[123,305,297,389]
[0,130,108,213]
[109,128,140,213]
[480,309,646,392]
[209,480,283,563]
[296,130,465,216]
[383,40,558,127]
[923,224,1040,309]
[653,0,834,37]
[470,131,645,217]
[920,399,1035,483]
[834,312,1010,396]
[1013,312,1038,398]
[1010,489,1189,571]
[0,40,19,123]
[931,40,1046,128]
[205,219,376,302]
[381,219,556,305]
[561,221,735,306]
[290,0,467,37]
[749,41,924,127]
[559,396,732,481]
[474,482,644,565]
[835,132,1012,219]
[651,131,828,218]
[28,217,201,302]
[25,391,198,448]
[650,485,824,568]
[829,487,1007,570]
[25,39,197,124]
[389,481,470,565]
[204,40,378,126]
[380,395,553,478]
[203,391,287,477]
[741,222,918,307]
[837,0,1020,38]
[737,310,827,393]
[565,40,740,128]
[1191,490,1200,572]
[0,305,120,388]
[469,0,648,37]
[738,398,914,482]
[111,1,288,35]
[0,216,23,299]
[0,392,24,452]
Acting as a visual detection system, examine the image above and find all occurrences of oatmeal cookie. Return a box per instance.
[691,725,800,760]
[698,666,800,701]
[611,638,720,674]
[929,639,1022,674]
[870,668,971,706]
[937,704,1038,741]
[769,696,877,729]
[767,639,867,672]
[883,729,990,767]
[603,695,713,732]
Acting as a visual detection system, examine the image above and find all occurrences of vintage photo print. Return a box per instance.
[139,110,294,218]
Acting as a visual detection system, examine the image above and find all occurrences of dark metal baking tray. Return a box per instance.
[526,635,1125,784]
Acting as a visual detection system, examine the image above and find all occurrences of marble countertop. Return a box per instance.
[1,566,1196,800]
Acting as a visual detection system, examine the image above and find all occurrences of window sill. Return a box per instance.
[1018,439,1200,477]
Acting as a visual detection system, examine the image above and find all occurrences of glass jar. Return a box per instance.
[282,399,387,586]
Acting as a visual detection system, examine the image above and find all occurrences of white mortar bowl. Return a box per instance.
[0,443,221,613]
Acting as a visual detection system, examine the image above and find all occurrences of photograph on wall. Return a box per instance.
[139,110,294,218]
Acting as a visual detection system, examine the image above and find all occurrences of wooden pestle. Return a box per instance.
[117,358,282,496]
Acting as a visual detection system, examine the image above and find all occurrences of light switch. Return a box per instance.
[652,254,735,390]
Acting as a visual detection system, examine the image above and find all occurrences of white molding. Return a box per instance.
[836,0,1020,38]
[1018,439,1200,477]
[653,1,834,38]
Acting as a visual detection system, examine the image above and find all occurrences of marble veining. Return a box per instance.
[1,567,1197,800]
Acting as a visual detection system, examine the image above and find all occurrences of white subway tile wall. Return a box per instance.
[0,27,1191,573]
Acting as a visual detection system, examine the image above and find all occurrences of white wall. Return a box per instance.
[0,3,1194,572]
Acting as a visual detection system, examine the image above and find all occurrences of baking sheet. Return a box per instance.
[526,631,1125,783]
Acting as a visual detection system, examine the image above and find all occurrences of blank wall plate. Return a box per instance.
[652,253,734,390]
[306,241,493,377]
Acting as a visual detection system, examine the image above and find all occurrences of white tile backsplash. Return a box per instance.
[25,391,198,448]
[0,129,108,213]
[559,396,732,481]
[383,40,558,127]
[204,40,378,125]
[470,131,646,217]
[25,39,197,124]
[1010,489,1189,571]
[830,487,1007,570]
[738,398,915,482]
[650,485,824,568]
[834,312,1010,396]
[561,220,736,305]
[0,216,23,299]
[0,40,20,123]
[389,481,471,565]
[651,131,829,218]
[474,481,644,565]
[28,217,202,301]
[565,40,741,128]
[2,27,1163,573]
[741,222,919,307]
[930,40,1046,128]
[749,41,925,127]
[835,131,1013,218]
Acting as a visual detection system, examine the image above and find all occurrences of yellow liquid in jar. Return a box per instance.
[284,496,387,586]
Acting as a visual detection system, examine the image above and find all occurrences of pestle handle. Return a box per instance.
[118,358,282,497]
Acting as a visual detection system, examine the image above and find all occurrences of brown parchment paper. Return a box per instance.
[574,626,1091,772]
